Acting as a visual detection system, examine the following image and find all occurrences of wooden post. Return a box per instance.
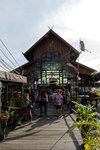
[6,82,8,102]
[77,72,80,102]
[93,76,95,87]
[62,65,63,88]
[40,60,42,85]
[0,81,2,114]
[21,83,24,103]
[46,71,47,84]
[81,79,82,94]
[59,70,60,86]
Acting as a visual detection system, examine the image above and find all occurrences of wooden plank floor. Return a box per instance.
[0,103,84,150]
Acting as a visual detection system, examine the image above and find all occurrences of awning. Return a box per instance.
[0,71,27,83]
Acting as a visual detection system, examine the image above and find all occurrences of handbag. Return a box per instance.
[29,104,33,109]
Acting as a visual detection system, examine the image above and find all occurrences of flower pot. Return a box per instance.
[0,116,8,123]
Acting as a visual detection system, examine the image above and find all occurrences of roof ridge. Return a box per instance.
[23,29,79,59]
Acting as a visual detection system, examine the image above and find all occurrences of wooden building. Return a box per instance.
[17,29,96,99]
[0,71,27,113]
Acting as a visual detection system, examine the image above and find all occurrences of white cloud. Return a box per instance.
[40,0,100,70]
[0,0,100,71]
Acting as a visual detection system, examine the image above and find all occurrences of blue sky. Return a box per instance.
[0,0,100,71]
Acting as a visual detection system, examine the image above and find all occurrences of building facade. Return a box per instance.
[17,29,96,99]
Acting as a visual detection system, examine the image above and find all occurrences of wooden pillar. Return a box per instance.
[40,60,42,85]
[0,81,2,113]
[21,83,24,102]
[46,71,47,84]
[66,70,68,89]
[93,76,95,87]
[76,71,80,102]
[81,79,82,94]
[84,81,85,94]
[7,82,8,102]
[58,71,60,85]
[76,73,78,102]
[62,65,63,88]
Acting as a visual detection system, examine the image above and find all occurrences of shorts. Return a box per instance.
[56,105,62,110]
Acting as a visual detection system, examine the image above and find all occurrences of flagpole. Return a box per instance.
[77,40,91,102]
[77,40,82,102]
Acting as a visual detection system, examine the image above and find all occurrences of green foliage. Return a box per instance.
[0,108,15,123]
[6,92,22,107]
[84,129,100,150]
[0,108,15,117]
[70,102,100,150]
[92,88,100,97]
[91,71,98,76]
[74,101,96,121]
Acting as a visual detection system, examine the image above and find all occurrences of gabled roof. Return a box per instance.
[71,61,96,75]
[23,29,80,60]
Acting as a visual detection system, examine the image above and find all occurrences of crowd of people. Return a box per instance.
[17,87,71,125]
[52,89,71,117]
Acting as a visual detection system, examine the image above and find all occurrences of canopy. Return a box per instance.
[0,71,27,83]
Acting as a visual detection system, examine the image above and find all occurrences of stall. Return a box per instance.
[0,71,27,140]
[0,71,27,112]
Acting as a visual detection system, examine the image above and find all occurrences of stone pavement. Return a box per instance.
[0,103,84,150]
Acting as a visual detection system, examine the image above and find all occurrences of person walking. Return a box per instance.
[52,89,57,105]
[29,88,35,114]
[17,89,33,125]
[39,87,48,117]
[54,89,63,117]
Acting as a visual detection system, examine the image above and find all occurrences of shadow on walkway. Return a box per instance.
[0,103,84,150]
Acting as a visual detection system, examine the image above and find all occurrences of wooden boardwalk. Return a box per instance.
[0,103,84,150]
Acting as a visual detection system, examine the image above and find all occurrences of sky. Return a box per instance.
[0,0,100,72]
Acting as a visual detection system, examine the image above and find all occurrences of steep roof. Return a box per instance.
[23,29,80,61]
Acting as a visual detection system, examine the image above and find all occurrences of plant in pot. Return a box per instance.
[0,108,15,123]
[69,101,100,150]
[0,108,15,140]
[73,101,96,122]
[0,111,9,123]
[84,127,100,150]
[71,119,100,150]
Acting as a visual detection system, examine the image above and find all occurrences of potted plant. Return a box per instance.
[84,128,100,150]
[71,119,100,150]
[0,111,9,123]
[69,102,100,150]
[0,108,15,141]
[73,101,96,122]
[0,108,15,123]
